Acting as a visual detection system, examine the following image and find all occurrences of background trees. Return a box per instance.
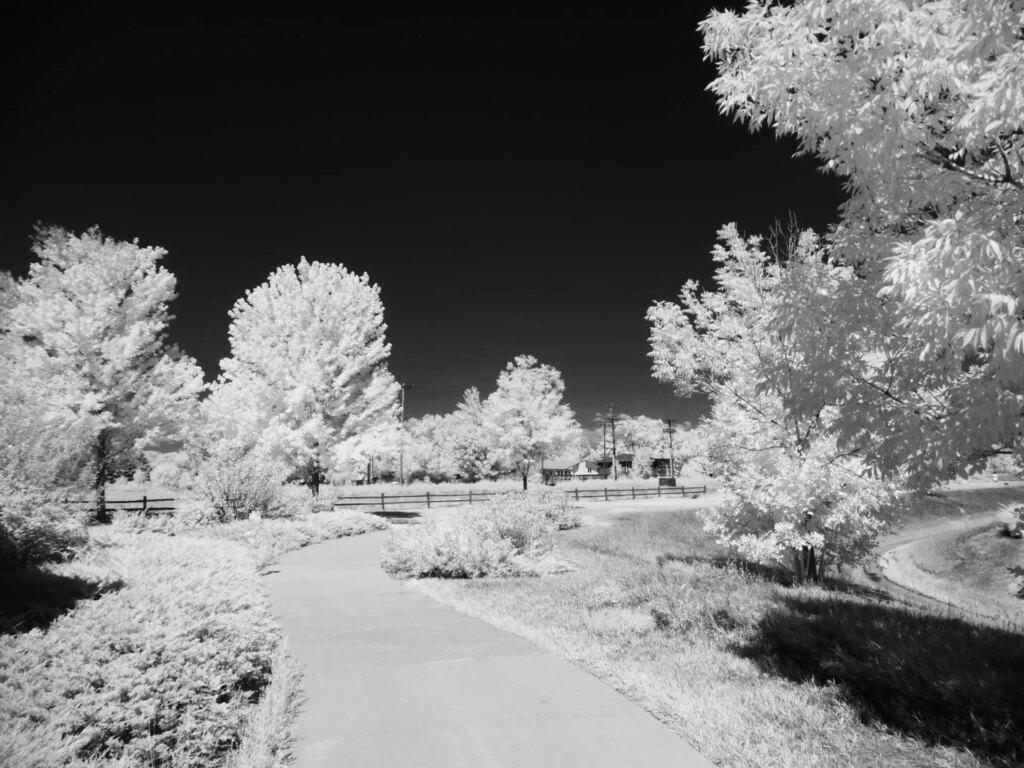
[701,0,1024,486]
[206,258,400,495]
[3,227,204,518]
[483,355,582,489]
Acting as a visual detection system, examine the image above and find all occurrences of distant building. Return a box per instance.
[595,453,633,476]
[540,458,577,483]
[542,453,675,483]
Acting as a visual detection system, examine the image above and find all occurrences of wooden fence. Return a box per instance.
[63,497,176,514]
[59,485,709,517]
[331,484,708,513]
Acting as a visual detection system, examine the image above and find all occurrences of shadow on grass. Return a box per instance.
[0,567,123,635]
[657,552,794,585]
[370,510,423,523]
[733,591,1024,767]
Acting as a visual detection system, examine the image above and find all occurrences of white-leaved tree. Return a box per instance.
[648,225,899,581]
[4,226,206,519]
[701,0,1024,486]
[206,257,400,495]
[615,415,672,479]
[482,355,581,490]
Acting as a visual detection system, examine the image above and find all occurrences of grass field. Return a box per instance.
[407,500,1024,768]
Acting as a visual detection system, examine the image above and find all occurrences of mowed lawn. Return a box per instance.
[409,501,1024,768]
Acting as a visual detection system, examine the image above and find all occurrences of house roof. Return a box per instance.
[542,459,578,471]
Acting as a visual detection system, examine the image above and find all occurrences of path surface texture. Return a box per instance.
[266,530,714,768]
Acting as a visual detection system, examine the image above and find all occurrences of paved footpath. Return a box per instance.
[266,530,715,768]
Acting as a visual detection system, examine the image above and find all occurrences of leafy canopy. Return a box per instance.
[702,0,1024,485]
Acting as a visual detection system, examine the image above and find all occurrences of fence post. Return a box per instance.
[631,487,635,500]
[703,485,707,494]
[142,495,148,513]
[381,494,386,512]
[468,490,472,505]
[604,488,608,502]
[657,485,661,498]
[426,492,431,509]
[575,488,579,502]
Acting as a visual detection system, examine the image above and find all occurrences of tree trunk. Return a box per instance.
[307,459,322,498]
[521,469,528,491]
[792,546,820,584]
[94,431,110,524]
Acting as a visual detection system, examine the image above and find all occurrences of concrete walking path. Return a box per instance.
[266,531,714,767]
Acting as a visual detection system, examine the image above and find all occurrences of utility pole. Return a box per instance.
[662,418,678,480]
[399,383,414,484]
[595,399,622,480]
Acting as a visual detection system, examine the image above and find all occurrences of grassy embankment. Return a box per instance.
[1,509,386,768]
[406,488,1024,768]
[873,483,1024,627]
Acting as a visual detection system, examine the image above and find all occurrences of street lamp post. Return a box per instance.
[399,383,414,484]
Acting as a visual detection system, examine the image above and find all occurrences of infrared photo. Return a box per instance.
[2,3,1023,768]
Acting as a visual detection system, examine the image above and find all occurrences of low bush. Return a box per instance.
[381,520,521,579]
[381,489,580,579]
[0,491,89,570]
[193,447,289,521]
[0,531,278,767]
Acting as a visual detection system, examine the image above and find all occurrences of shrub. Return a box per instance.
[0,532,278,767]
[0,491,89,570]
[381,489,581,579]
[381,520,520,579]
[193,447,289,521]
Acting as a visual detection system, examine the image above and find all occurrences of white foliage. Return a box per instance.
[648,225,899,574]
[2,227,204,492]
[207,257,400,489]
[482,355,582,488]
[702,0,1024,486]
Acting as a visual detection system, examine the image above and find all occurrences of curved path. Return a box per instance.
[266,530,714,768]
[862,480,1024,621]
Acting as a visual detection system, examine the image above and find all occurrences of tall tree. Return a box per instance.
[207,257,400,495]
[648,225,898,581]
[482,355,581,490]
[5,227,205,519]
[701,0,1024,486]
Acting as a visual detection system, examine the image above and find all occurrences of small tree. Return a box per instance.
[482,355,581,490]
[5,227,205,520]
[208,258,400,496]
[648,225,899,581]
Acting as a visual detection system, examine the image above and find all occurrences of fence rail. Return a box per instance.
[331,484,708,513]
[56,485,710,517]
[61,497,176,514]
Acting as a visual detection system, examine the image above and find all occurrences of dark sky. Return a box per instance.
[1,6,845,424]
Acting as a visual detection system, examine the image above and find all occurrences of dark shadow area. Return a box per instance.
[370,510,423,523]
[656,552,794,585]
[0,567,123,635]
[732,591,1024,767]
[1009,566,1024,598]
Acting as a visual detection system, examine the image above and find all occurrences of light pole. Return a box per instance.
[399,383,414,484]
[595,399,621,480]
[662,418,678,481]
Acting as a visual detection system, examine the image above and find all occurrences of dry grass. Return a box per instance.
[410,507,1024,768]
